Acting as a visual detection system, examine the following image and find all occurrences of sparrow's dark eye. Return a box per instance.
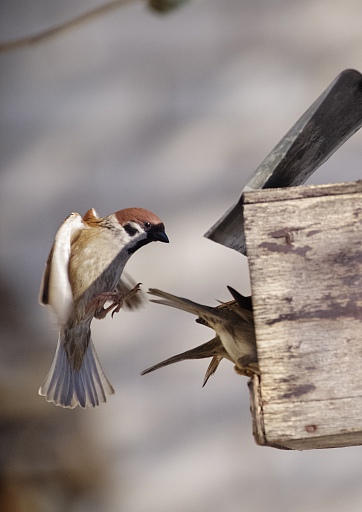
[124,223,138,237]
[144,221,152,230]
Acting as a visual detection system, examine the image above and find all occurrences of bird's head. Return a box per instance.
[112,207,169,253]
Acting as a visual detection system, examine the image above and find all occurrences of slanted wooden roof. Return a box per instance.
[205,69,362,255]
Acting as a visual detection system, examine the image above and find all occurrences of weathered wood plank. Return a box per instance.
[242,179,362,203]
[250,374,362,449]
[244,181,362,449]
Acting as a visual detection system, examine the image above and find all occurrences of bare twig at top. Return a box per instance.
[0,0,136,53]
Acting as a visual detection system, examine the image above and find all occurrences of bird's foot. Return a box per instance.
[234,366,255,378]
[88,283,142,319]
[234,355,260,377]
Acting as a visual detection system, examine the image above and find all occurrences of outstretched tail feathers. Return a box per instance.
[39,337,114,408]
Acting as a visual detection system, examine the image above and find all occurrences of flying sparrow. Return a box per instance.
[142,287,258,384]
[39,207,169,408]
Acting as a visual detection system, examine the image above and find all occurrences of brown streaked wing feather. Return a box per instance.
[83,207,100,224]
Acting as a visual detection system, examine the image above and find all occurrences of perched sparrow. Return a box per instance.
[39,207,169,408]
[142,287,258,384]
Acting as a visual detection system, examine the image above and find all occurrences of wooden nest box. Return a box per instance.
[245,181,362,450]
[206,69,362,450]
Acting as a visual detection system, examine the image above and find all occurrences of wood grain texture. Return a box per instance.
[244,181,362,450]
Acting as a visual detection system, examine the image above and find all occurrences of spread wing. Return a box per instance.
[39,212,85,324]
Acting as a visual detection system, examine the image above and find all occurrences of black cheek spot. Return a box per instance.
[124,223,138,237]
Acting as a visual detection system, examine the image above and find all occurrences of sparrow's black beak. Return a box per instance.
[128,225,169,255]
[149,228,169,243]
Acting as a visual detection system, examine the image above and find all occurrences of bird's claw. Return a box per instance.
[234,362,260,378]
[87,283,142,319]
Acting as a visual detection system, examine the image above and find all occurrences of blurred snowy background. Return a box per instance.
[1,0,362,511]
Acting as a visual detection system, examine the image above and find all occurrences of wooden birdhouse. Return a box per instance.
[206,69,362,450]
